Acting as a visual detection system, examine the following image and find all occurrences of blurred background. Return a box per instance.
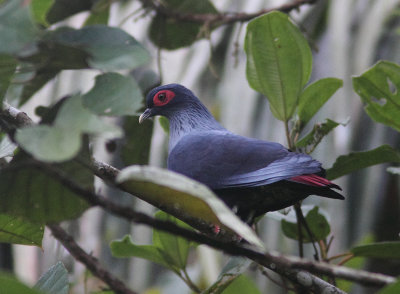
[7,0,400,293]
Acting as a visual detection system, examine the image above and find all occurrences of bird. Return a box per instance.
[139,84,344,224]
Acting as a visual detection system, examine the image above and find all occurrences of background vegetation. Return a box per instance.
[0,0,399,293]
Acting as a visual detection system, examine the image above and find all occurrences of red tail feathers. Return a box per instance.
[290,174,341,190]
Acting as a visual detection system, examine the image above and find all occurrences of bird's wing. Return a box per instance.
[167,131,322,189]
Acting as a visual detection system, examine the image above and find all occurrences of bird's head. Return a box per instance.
[139,84,199,123]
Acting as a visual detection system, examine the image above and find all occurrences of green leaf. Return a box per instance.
[0,273,43,294]
[221,275,261,294]
[82,73,143,116]
[0,150,92,223]
[117,166,264,248]
[203,257,252,294]
[46,0,92,24]
[152,211,193,269]
[0,54,17,103]
[110,235,170,269]
[281,206,330,243]
[245,11,312,121]
[295,119,344,150]
[0,214,44,246]
[43,25,150,71]
[0,0,38,55]
[326,145,400,180]
[149,0,218,50]
[34,262,69,294]
[297,78,343,128]
[31,0,54,26]
[16,125,81,163]
[378,279,400,294]
[16,95,122,162]
[351,241,400,259]
[353,60,400,132]
[121,116,153,165]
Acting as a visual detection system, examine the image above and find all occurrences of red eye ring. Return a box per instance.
[153,90,175,106]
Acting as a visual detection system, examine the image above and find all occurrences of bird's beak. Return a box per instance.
[139,108,153,124]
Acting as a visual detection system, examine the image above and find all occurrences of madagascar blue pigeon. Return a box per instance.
[139,84,344,223]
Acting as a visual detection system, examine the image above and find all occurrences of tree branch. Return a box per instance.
[139,0,318,27]
[48,224,137,294]
[32,160,394,292]
[0,104,397,292]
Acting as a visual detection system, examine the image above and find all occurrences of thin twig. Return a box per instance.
[48,224,137,294]
[182,268,201,293]
[138,0,318,27]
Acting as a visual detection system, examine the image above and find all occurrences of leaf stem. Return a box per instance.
[180,268,202,293]
[338,254,355,266]
[284,120,294,150]
[327,252,353,262]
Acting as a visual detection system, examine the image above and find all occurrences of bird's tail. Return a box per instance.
[289,174,344,200]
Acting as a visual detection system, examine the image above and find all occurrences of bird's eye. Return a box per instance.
[158,93,166,102]
[153,90,176,107]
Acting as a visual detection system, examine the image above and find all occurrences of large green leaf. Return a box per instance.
[281,206,330,243]
[111,235,170,268]
[42,25,150,71]
[0,0,38,55]
[34,262,69,294]
[0,214,44,247]
[351,241,400,259]
[20,25,149,73]
[16,95,122,162]
[82,73,143,116]
[0,156,91,223]
[297,78,343,128]
[245,11,312,121]
[0,274,43,294]
[0,127,92,225]
[117,166,264,248]
[353,61,400,132]
[149,0,218,50]
[326,145,400,180]
[0,55,17,104]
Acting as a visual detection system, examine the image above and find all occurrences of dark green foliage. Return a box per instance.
[326,145,400,180]
[149,0,218,49]
[281,206,331,243]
